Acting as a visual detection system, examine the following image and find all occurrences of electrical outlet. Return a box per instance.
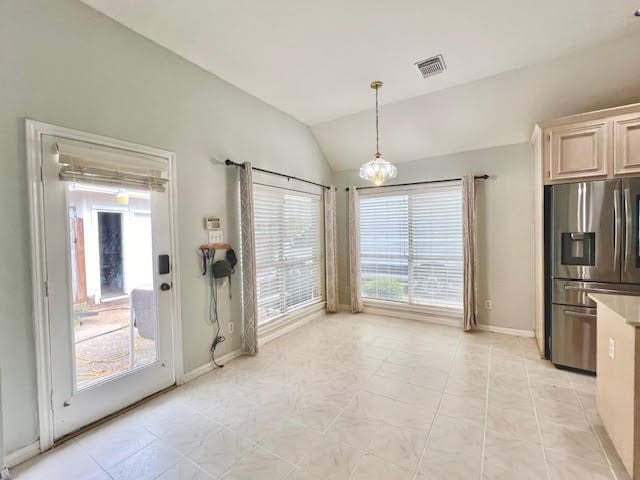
[609,337,615,359]
[228,322,234,334]
[484,299,492,310]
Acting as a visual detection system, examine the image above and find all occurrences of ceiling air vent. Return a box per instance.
[415,54,446,79]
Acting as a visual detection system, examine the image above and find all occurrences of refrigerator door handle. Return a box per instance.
[624,187,631,270]
[615,187,621,270]
[563,285,640,296]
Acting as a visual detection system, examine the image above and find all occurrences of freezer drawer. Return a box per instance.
[551,305,597,372]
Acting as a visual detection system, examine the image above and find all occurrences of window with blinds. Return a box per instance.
[359,183,463,311]
[254,184,324,325]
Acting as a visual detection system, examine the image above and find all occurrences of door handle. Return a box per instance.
[160,282,172,291]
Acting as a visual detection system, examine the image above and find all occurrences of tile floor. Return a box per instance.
[12,313,630,480]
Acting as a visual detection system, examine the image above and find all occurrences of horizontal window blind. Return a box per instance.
[359,184,463,310]
[57,142,169,191]
[254,184,323,325]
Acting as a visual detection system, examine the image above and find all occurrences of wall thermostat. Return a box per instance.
[204,216,222,230]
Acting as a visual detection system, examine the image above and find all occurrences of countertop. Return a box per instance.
[589,293,640,326]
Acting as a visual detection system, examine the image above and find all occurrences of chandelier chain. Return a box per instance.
[360,80,396,186]
[375,85,380,156]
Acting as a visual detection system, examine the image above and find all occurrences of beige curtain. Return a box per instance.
[240,162,258,353]
[348,187,363,313]
[324,186,338,313]
[462,174,478,331]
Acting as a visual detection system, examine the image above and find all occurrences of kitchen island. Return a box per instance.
[589,293,640,479]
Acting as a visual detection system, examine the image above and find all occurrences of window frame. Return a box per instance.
[358,182,464,317]
[252,181,326,327]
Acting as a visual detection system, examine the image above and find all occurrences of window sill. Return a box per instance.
[258,300,326,345]
[362,299,462,326]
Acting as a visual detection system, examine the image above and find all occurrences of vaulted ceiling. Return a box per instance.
[81,0,640,169]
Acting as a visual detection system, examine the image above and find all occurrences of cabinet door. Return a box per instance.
[548,120,609,182]
[614,114,640,176]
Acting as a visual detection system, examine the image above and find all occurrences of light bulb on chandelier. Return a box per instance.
[359,81,397,185]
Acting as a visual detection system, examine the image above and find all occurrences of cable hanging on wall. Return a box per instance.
[200,243,237,368]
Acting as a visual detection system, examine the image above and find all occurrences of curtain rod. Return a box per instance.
[345,175,489,191]
[225,159,332,190]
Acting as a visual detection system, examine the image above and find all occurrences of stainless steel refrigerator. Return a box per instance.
[550,178,640,373]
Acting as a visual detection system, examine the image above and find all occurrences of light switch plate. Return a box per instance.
[208,230,224,243]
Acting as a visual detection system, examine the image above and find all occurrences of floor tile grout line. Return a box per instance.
[285,386,362,473]
[180,456,217,480]
[206,426,299,479]
[147,455,215,480]
[90,453,114,480]
[95,423,169,474]
[563,377,619,477]
[578,391,620,480]
[410,339,462,480]
[524,356,552,480]
[317,390,360,439]
[478,344,493,480]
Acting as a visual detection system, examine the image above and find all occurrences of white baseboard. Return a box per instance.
[476,323,535,338]
[362,304,534,337]
[181,349,244,384]
[5,442,40,469]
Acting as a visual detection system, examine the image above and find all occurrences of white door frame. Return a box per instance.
[25,119,184,452]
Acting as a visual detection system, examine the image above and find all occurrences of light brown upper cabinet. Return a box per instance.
[547,120,609,182]
[535,103,640,185]
[613,113,640,177]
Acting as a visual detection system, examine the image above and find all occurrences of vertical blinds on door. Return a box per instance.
[253,184,324,325]
[359,183,463,311]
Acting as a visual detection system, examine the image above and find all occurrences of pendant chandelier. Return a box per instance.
[359,81,397,186]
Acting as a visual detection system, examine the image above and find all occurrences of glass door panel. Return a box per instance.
[68,184,158,391]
